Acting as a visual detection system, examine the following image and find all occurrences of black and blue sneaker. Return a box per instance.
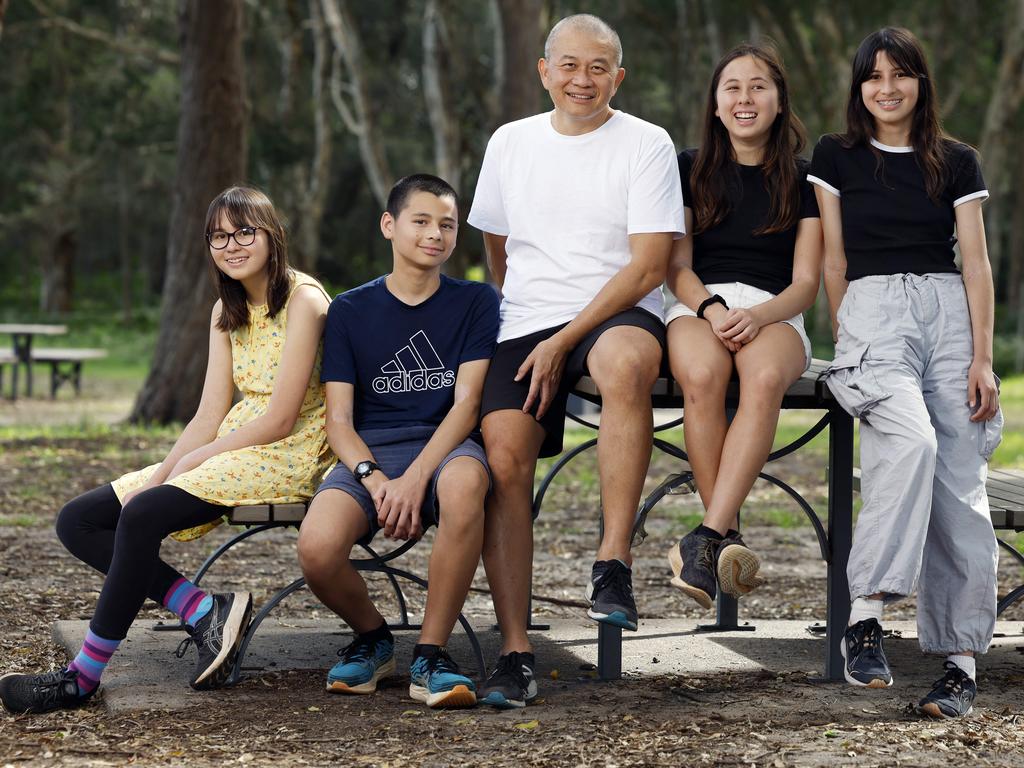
[586,559,638,631]
[179,591,253,690]
[327,634,395,694]
[0,669,92,714]
[918,662,977,719]
[840,618,893,688]
[408,647,476,708]
[479,651,537,709]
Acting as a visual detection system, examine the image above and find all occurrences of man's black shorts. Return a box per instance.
[480,307,665,458]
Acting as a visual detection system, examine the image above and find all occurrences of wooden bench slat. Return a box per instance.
[30,348,108,361]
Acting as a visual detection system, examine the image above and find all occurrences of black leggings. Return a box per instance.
[56,484,225,640]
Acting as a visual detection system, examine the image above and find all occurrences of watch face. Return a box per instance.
[355,461,372,477]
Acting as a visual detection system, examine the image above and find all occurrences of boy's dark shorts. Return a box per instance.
[480,307,665,458]
[315,425,489,543]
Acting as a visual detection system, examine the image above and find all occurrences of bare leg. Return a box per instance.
[586,326,662,565]
[481,410,545,655]
[702,324,806,535]
[419,457,489,645]
[667,317,733,515]
[297,489,382,634]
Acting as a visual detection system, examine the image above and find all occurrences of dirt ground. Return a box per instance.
[2,422,1024,766]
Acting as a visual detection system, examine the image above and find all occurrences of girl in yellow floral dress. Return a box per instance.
[0,187,333,714]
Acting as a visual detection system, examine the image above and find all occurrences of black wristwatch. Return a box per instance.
[696,294,728,319]
[354,460,381,484]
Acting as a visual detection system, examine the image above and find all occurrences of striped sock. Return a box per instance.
[164,578,213,627]
[68,629,120,695]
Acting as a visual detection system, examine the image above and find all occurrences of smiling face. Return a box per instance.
[538,26,625,134]
[381,190,458,270]
[714,55,781,149]
[208,214,271,285]
[860,50,919,138]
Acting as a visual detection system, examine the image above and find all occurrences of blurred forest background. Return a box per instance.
[1,0,1022,422]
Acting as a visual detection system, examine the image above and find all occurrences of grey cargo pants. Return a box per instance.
[824,273,1002,654]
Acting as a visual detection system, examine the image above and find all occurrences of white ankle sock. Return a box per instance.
[947,654,976,680]
[848,597,884,626]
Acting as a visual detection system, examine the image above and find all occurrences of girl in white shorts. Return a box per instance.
[664,43,822,612]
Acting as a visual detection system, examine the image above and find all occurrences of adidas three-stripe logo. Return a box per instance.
[372,330,456,394]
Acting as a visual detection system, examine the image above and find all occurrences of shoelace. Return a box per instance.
[24,670,79,709]
[697,538,719,572]
[492,652,530,690]
[593,561,634,601]
[934,662,969,695]
[337,637,377,665]
[426,648,459,675]
[175,609,225,659]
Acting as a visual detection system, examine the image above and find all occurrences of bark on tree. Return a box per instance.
[130,0,247,423]
[423,0,460,194]
[0,0,9,43]
[493,0,542,127]
[322,0,392,209]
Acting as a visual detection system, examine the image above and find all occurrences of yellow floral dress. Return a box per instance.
[112,272,335,540]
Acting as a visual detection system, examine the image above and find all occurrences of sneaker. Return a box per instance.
[586,559,638,631]
[479,651,537,709]
[917,662,977,719]
[327,634,395,694]
[408,648,476,708]
[840,618,893,688]
[177,591,252,690]
[0,669,92,714]
[717,531,765,597]
[667,529,720,610]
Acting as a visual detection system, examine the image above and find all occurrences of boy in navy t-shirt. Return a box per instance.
[297,174,499,709]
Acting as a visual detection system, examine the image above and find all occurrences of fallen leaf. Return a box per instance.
[514,720,539,732]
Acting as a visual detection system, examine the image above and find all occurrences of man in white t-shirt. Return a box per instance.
[468,13,684,708]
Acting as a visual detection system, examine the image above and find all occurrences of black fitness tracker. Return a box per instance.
[696,294,728,319]
[354,460,381,483]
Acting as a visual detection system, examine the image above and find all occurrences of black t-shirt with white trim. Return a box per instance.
[679,149,820,296]
[807,135,988,280]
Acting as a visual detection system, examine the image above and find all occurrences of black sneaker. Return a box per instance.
[0,669,92,714]
[840,618,893,688]
[717,531,765,597]
[918,662,977,719]
[586,559,638,631]
[479,651,537,709]
[667,528,720,609]
[176,592,253,690]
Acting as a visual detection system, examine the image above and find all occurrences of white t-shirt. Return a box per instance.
[468,110,685,343]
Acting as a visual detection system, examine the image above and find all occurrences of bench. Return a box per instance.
[154,502,486,685]
[534,359,856,682]
[29,347,107,398]
[0,351,16,400]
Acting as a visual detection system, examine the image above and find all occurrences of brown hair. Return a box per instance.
[204,186,292,332]
[690,42,806,235]
[842,27,953,201]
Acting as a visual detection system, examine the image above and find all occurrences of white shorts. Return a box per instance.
[665,281,812,369]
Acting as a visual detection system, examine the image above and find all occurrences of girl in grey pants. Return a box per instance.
[808,27,1002,719]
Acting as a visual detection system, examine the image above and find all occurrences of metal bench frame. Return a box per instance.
[532,359,855,682]
[155,504,486,685]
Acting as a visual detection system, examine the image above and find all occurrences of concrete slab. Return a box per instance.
[52,618,1024,714]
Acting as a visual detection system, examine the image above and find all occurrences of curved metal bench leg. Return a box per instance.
[532,438,598,517]
[998,584,1024,617]
[998,538,1024,569]
[229,576,307,685]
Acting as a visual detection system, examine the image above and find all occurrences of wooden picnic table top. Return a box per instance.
[0,323,68,335]
[30,348,108,361]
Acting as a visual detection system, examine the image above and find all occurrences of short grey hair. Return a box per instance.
[544,14,622,68]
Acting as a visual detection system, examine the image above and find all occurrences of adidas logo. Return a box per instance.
[372,330,456,394]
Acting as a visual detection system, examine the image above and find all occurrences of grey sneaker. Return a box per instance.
[586,560,638,631]
[717,531,765,597]
[917,662,976,718]
[176,592,253,690]
[840,618,893,688]
[667,528,720,609]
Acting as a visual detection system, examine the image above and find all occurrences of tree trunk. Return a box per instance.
[0,0,9,42]
[130,0,247,424]
[493,0,542,127]
[40,230,76,314]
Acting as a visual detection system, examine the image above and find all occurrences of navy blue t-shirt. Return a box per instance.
[322,274,500,431]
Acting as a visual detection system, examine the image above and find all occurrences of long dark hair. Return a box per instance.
[843,27,950,201]
[691,42,806,235]
[204,186,292,332]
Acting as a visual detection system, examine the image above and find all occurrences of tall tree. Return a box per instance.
[130,0,247,423]
[493,0,542,126]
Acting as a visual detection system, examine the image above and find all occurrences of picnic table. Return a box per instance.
[0,323,67,399]
[534,359,855,682]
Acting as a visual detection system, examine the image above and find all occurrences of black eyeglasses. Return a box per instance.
[207,226,260,249]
